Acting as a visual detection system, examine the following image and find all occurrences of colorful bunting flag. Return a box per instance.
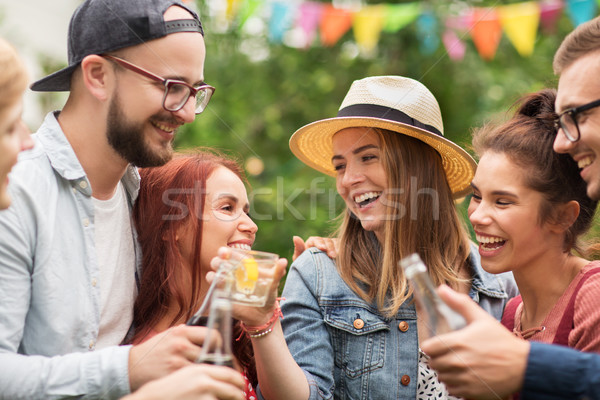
[498,2,540,57]
[443,29,467,61]
[416,12,440,55]
[470,8,503,61]
[237,0,263,30]
[446,11,473,32]
[566,0,597,26]
[383,3,421,33]
[540,0,565,33]
[298,2,324,48]
[226,0,242,22]
[268,2,295,43]
[320,5,354,47]
[207,0,600,62]
[353,5,385,53]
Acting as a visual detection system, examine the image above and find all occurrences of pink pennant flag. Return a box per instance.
[540,0,564,33]
[443,29,466,61]
[446,11,472,32]
[298,2,324,48]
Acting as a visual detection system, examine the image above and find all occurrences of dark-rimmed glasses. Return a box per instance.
[554,98,600,142]
[101,54,215,115]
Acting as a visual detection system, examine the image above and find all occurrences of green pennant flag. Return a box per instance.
[238,0,263,30]
[383,2,422,33]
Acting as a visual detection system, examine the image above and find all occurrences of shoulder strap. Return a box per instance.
[553,267,600,346]
[501,295,522,331]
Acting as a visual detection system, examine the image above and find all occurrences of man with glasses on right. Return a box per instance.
[421,16,600,400]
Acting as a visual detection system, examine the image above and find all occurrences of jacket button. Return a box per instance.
[353,318,364,329]
[401,374,410,386]
[398,321,409,332]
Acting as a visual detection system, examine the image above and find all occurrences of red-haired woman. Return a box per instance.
[130,150,281,398]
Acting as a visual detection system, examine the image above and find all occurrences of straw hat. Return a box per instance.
[289,76,476,198]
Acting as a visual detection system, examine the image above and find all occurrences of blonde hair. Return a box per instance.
[335,129,471,317]
[0,38,28,111]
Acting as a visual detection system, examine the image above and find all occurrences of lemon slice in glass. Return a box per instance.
[235,258,258,294]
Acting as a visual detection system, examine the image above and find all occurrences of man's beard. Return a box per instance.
[106,95,175,167]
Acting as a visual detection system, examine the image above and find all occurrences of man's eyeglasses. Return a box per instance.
[101,54,215,115]
[554,98,600,142]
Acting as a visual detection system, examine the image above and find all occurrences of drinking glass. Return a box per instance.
[221,248,279,307]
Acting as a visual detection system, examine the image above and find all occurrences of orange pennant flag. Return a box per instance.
[320,5,354,47]
[470,8,503,61]
[353,5,385,53]
[498,2,540,57]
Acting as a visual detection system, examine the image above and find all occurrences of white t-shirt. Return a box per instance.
[93,181,137,349]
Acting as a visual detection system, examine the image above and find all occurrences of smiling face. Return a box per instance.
[184,166,258,275]
[468,152,559,274]
[332,127,389,240]
[106,6,207,167]
[0,101,32,209]
[554,52,600,201]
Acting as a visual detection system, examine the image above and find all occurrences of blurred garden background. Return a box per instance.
[2,0,599,260]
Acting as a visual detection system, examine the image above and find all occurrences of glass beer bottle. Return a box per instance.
[400,253,466,338]
[195,290,235,368]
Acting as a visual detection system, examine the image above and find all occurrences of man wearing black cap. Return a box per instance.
[0,1,243,399]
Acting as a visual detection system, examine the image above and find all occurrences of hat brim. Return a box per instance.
[30,64,78,92]
[289,116,476,199]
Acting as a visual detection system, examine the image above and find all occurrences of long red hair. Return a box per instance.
[131,150,256,384]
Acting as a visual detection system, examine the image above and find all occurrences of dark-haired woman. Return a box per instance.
[470,89,600,352]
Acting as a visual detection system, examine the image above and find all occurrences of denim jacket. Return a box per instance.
[277,244,517,400]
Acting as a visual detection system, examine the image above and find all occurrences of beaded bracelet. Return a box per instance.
[248,327,274,339]
[239,297,285,338]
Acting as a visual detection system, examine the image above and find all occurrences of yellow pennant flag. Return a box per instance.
[353,5,386,53]
[226,0,242,22]
[498,2,541,57]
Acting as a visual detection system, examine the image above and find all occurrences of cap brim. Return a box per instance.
[30,64,78,92]
[289,116,476,199]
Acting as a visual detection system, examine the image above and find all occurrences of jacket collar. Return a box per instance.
[468,241,508,299]
[36,111,140,201]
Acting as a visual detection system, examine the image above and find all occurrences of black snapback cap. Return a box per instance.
[31,0,203,92]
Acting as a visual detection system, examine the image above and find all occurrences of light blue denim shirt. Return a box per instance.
[273,244,517,400]
[0,112,142,399]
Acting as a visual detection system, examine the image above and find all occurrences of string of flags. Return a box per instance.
[199,0,600,61]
